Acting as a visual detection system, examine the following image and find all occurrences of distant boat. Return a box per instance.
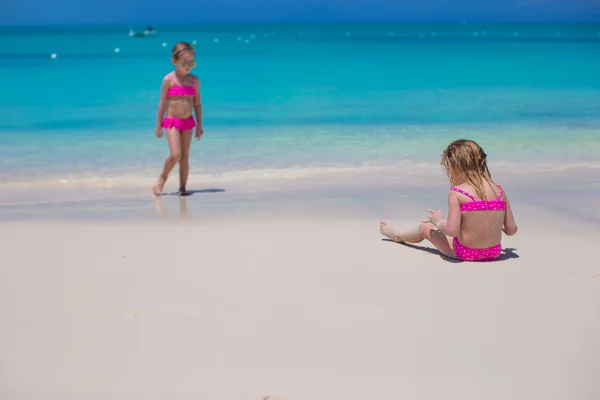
[129,26,156,38]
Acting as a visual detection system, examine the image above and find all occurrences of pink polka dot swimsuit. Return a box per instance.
[161,72,197,131]
[451,186,506,262]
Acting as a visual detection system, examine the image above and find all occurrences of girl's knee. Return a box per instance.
[170,153,182,163]
[419,222,436,236]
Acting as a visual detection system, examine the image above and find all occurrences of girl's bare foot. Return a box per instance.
[153,176,166,196]
[380,221,400,241]
[179,186,190,196]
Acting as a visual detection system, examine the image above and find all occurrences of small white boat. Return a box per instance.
[129,26,156,38]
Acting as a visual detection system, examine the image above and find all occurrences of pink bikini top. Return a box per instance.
[451,186,506,212]
[167,73,196,97]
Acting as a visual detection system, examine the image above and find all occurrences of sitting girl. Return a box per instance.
[380,139,517,261]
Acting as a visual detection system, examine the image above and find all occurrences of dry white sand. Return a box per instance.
[1,209,599,399]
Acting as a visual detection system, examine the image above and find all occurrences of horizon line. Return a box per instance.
[1,20,599,29]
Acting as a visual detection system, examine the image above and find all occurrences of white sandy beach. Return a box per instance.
[2,17,600,400]
[1,166,600,400]
[1,193,600,400]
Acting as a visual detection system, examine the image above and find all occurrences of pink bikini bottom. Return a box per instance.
[162,116,196,131]
[453,237,501,261]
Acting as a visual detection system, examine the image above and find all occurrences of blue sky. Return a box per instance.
[2,0,599,25]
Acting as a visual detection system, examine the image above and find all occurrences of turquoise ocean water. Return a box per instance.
[1,23,600,192]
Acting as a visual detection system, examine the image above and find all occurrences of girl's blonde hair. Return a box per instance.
[441,139,495,200]
[172,41,194,60]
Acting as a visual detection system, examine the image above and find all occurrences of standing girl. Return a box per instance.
[154,41,203,195]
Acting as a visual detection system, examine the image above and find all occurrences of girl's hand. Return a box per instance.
[427,209,444,227]
[155,127,163,138]
[195,126,204,140]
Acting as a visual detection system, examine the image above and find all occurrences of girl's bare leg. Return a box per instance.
[380,221,457,259]
[380,221,424,243]
[153,128,182,195]
[178,129,194,194]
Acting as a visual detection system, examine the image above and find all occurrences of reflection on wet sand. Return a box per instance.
[153,195,190,218]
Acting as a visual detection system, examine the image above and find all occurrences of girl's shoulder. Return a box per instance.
[487,181,505,200]
[451,181,505,201]
[450,182,474,194]
[449,183,475,201]
[162,71,175,84]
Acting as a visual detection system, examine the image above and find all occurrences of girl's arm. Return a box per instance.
[502,193,518,236]
[431,191,462,237]
[156,76,169,129]
[193,77,203,130]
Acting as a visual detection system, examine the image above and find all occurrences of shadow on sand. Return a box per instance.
[381,238,519,263]
[158,188,226,196]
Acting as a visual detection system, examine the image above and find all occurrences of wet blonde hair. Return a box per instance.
[441,139,495,200]
[172,41,194,60]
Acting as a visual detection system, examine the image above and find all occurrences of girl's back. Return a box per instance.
[452,180,506,249]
